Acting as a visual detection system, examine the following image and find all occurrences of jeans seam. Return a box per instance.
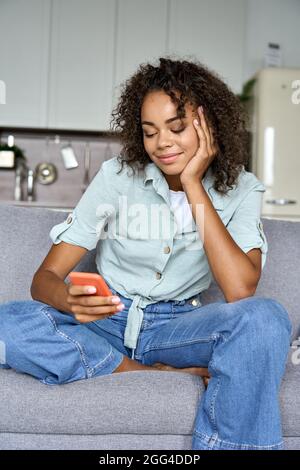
[91,345,116,372]
[142,336,217,355]
[42,307,115,378]
[208,373,221,429]
[42,309,93,378]
[193,430,284,449]
[208,332,229,432]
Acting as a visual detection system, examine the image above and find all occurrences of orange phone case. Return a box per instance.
[68,272,113,297]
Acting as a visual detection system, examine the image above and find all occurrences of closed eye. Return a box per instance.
[144,127,185,138]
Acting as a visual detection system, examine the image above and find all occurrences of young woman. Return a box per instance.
[0,58,292,450]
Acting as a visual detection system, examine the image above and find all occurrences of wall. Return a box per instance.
[243,0,300,82]
[0,134,122,209]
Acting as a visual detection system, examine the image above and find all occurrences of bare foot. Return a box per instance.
[113,357,210,388]
[153,362,211,388]
[202,376,210,388]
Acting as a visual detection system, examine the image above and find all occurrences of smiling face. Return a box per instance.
[141,90,200,190]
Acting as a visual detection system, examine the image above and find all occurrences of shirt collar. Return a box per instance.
[143,161,164,185]
[143,162,227,211]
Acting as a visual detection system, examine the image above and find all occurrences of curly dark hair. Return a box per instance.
[110,56,250,195]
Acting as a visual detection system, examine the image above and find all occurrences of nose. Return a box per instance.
[156,130,174,149]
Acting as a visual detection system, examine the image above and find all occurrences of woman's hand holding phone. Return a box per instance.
[66,272,125,323]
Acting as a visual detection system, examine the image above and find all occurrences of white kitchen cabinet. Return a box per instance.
[48,0,116,130]
[112,0,246,106]
[0,0,247,131]
[112,0,169,110]
[0,0,51,127]
[168,0,247,94]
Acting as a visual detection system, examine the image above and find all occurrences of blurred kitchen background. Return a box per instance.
[0,0,299,218]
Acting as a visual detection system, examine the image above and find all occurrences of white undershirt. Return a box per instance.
[169,189,194,234]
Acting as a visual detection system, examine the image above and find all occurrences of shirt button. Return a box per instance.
[156,272,162,280]
[66,214,73,224]
[163,246,171,254]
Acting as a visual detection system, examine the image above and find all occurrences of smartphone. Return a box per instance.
[68,272,113,297]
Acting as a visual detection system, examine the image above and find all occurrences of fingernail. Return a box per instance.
[117,303,125,310]
[194,119,199,126]
[111,296,121,303]
[199,106,203,113]
[87,287,96,293]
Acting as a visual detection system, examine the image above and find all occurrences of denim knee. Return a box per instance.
[0,300,42,351]
[0,299,46,327]
[250,297,291,332]
[237,296,292,347]
[0,299,45,315]
[0,299,124,383]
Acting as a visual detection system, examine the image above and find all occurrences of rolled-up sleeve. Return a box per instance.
[226,186,268,270]
[49,164,116,250]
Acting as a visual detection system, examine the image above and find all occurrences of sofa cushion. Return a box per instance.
[0,368,202,435]
[0,350,299,440]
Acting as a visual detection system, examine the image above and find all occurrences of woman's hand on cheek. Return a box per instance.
[180,106,218,186]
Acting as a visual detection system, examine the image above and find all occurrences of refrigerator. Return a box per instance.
[248,67,300,221]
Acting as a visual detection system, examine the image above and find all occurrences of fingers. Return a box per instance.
[194,107,217,158]
[71,303,125,315]
[74,313,114,323]
[68,284,98,296]
[193,113,207,154]
[198,107,214,155]
[197,107,211,151]
[67,283,122,306]
[66,282,125,320]
[71,301,125,323]
[68,293,122,308]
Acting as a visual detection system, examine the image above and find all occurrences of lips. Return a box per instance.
[157,153,181,159]
[156,152,182,164]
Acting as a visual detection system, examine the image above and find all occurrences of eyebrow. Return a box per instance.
[141,116,182,126]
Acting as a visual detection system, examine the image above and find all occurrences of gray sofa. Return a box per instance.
[0,203,299,450]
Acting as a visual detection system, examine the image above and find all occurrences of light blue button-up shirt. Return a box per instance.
[49,156,268,358]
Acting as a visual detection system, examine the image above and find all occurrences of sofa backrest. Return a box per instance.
[0,204,97,302]
[0,203,299,339]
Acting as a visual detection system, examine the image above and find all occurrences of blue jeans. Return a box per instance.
[0,288,292,450]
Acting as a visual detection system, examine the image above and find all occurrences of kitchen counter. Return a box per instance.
[0,200,72,212]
